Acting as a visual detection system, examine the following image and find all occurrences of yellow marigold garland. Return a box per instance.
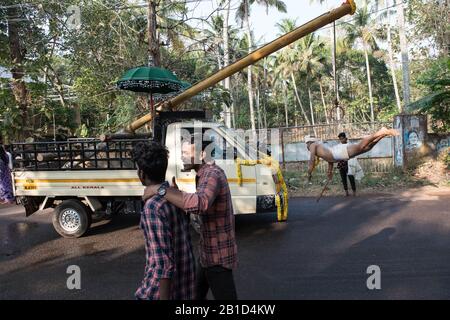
[235,156,288,221]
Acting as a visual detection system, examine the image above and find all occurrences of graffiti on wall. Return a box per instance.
[436,138,449,152]
[425,133,450,154]
[405,130,423,150]
[404,116,425,151]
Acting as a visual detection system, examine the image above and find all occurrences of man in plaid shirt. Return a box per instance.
[132,142,195,300]
[143,133,238,300]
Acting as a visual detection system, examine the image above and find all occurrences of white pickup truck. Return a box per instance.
[12,112,288,238]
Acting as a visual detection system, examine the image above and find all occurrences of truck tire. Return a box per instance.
[52,199,92,238]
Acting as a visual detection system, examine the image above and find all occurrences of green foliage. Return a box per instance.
[407,0,450,58]
[0,0,447,142]
[407,57,450,133]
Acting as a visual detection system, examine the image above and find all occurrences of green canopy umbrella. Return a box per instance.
[117,66,183,94]
[117,66,184,111]
[117,66,183,131]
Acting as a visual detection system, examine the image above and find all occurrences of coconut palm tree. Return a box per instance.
[396,0,410,108]
[344,5,379,122]
[295,33,326,125]
[274,18,310,126]
[373,0,403,112]
[220,0,234,127]
[382,0,402,112]
[236,0,287,132]
[275,19,327,126]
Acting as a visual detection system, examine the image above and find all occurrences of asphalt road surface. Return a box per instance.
[1,189,450,300]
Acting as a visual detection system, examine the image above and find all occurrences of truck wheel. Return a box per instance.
[52,199,92,238]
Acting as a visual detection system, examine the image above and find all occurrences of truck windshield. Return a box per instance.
[217,126,263,160]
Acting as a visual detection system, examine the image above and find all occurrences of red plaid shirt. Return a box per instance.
[135,195,196,300]
[182,163,238,270]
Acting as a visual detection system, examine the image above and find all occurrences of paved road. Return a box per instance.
[1,189,450,299]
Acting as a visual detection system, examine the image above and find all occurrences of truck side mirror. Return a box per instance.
[234,148,238,160]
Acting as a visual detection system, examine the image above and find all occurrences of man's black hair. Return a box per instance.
[338,132,347,139]
[131,141,169,183]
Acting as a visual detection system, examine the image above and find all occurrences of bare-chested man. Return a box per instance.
[306,127,399,183]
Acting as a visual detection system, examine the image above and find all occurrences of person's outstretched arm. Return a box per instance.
[142,173,219,215]
[181,171,219,215]
[142,185,185,209]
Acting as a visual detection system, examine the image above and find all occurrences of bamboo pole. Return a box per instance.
[122,0,356,133]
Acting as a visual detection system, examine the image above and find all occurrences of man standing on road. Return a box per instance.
[143,133,238,300]
[337,132,356,196]
[132,141,196,300]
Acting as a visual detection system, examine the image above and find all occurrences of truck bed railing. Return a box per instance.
[12,139,148,171]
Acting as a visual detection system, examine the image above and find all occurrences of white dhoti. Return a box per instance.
[331,144,350,161]
[348,157,364,180]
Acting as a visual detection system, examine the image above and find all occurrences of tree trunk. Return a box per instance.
[293,98,298,127]
[386,3,402,112]
[7,6,30,139]
[262,58,268,128]
[244,0,256,132]
[256,85,262,130]
[255,72,262,129]
[307,82,315,125]
[331,21,341,121]
[148,1,160,66]
[147,0,159,133]
[397,0,410,109]
[263,97,267,128]
[217,54,223,70]
[282,82,289,127]
[231,74,238,127]
[46,66,67,109]
[319,81,329,124]
[363,46,375,123]
[441,0,450,57]
[290,72,310,126]
[276,93,280,127]
[74,103,81,128]
[223,0,232,127]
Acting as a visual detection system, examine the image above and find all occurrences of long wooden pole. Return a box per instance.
[124,0,356,133]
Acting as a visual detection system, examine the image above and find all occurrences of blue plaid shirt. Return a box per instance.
[135,194,196,300]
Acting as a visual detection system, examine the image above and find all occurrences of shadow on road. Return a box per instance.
[2,194,450,299]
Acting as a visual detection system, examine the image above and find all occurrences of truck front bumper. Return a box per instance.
[256,191,286,214]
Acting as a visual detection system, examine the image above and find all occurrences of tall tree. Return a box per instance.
[5,2,30,138]
[221,0,233,127]
[383,0,402,111]
[344,5,379,122]
[408,0,450,58]
[236,0,287,132]
[396,0,410,108]
[147,0,159,66]
[296,33,326,125]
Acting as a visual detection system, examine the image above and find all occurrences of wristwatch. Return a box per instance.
[157,181,169,197]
